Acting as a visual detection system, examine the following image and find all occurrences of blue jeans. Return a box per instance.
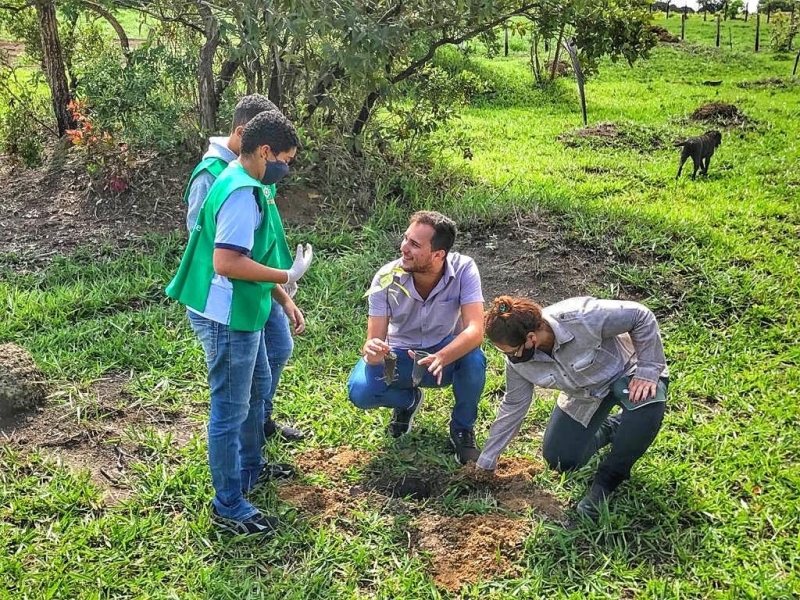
[263,299,294,419]
[187,311,269,520]
[347,336,486,430]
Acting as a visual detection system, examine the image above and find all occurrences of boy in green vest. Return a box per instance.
[167,110,312,536]
[186,94,306,443]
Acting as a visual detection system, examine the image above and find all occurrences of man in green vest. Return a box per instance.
[186,94,306,443]
[167,110,312,537]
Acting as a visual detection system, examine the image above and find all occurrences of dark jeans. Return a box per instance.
[541,378,668,490]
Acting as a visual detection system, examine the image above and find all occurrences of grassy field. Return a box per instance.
[1,14,799,599]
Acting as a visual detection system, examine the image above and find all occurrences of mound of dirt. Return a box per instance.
[0,343,48,418]
[293,447,371,480]
[558,122,666,152]
[690,102,748,126]
[459,457,566,520]
[651,25,680,43]
[412,513,529,592]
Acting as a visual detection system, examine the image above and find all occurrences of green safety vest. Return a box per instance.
[166,162,292,331]
[183,156,227,204]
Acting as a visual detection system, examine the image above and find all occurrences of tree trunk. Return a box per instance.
[197,2,220,134]
[550,24,565,80]
[34,0,74,136]
[268,45,283,109]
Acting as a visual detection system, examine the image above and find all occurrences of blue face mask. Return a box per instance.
[262,159,290,185]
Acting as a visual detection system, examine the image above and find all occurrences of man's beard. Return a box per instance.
[401,256,432,274]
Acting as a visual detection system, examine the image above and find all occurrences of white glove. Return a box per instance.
[284,243,313,284]
[282,281,298,298]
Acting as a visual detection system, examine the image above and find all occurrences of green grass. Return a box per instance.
[2,15,800,599]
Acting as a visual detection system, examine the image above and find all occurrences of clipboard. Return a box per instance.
[611,375,667,411]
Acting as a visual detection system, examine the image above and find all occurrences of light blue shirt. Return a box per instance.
[188,186,264,325]
[367,252,484,349]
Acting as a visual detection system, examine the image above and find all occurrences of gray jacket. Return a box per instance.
[477,296,668,470]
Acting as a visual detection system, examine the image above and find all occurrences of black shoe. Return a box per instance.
[388,388,424,438]
[264,418,305,442]
[255,462,296,484]
[576,483,613,519]
[596,413,621,450]
[450,427,480,465]
[211,506,279,537]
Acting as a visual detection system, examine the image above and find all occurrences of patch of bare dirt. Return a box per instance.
[0,40,25,64]
[460,211,616,305]
[278,484,356,522]
[558,121,666,152]
[412,513,529,592]
[690,102,749,127]
[545,59,571,77]
[0,151,326,271]
[293,446,371,479]
[0,372,203,505]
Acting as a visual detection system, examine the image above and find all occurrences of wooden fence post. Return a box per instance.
[681,11,686,40]
[716,13,721,47]
[504,26,509,57]
[755,11,761,52]
[667,2,671,19]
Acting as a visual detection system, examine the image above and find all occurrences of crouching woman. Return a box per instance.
[477,296,669,518]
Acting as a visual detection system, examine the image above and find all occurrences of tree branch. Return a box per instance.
[105,0,205,35]
[74,0,129,52]
[351,2,540,136]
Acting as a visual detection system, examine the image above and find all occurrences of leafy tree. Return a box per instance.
[724,0,745,20]
[525,0,656,84]
[697,0,726,13]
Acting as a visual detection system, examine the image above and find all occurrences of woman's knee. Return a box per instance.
[542,441,583,473]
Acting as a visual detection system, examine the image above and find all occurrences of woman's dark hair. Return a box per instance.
[231,94,279,130]
[410,210,456,253]
[484,296,544,346]
[240,110,300,155]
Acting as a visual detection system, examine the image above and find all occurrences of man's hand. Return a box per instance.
[628,377,656,403]
[362,338,391,366]
[409,349,447,385]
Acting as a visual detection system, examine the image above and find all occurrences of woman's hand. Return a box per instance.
[628,377,656,403]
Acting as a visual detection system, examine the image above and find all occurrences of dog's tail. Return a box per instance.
[673,140,688,147]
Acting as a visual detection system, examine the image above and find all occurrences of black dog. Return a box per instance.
[674,130,722,180]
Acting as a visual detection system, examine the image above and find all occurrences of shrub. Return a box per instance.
[74,42,197,152]
[770,13,798,53]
